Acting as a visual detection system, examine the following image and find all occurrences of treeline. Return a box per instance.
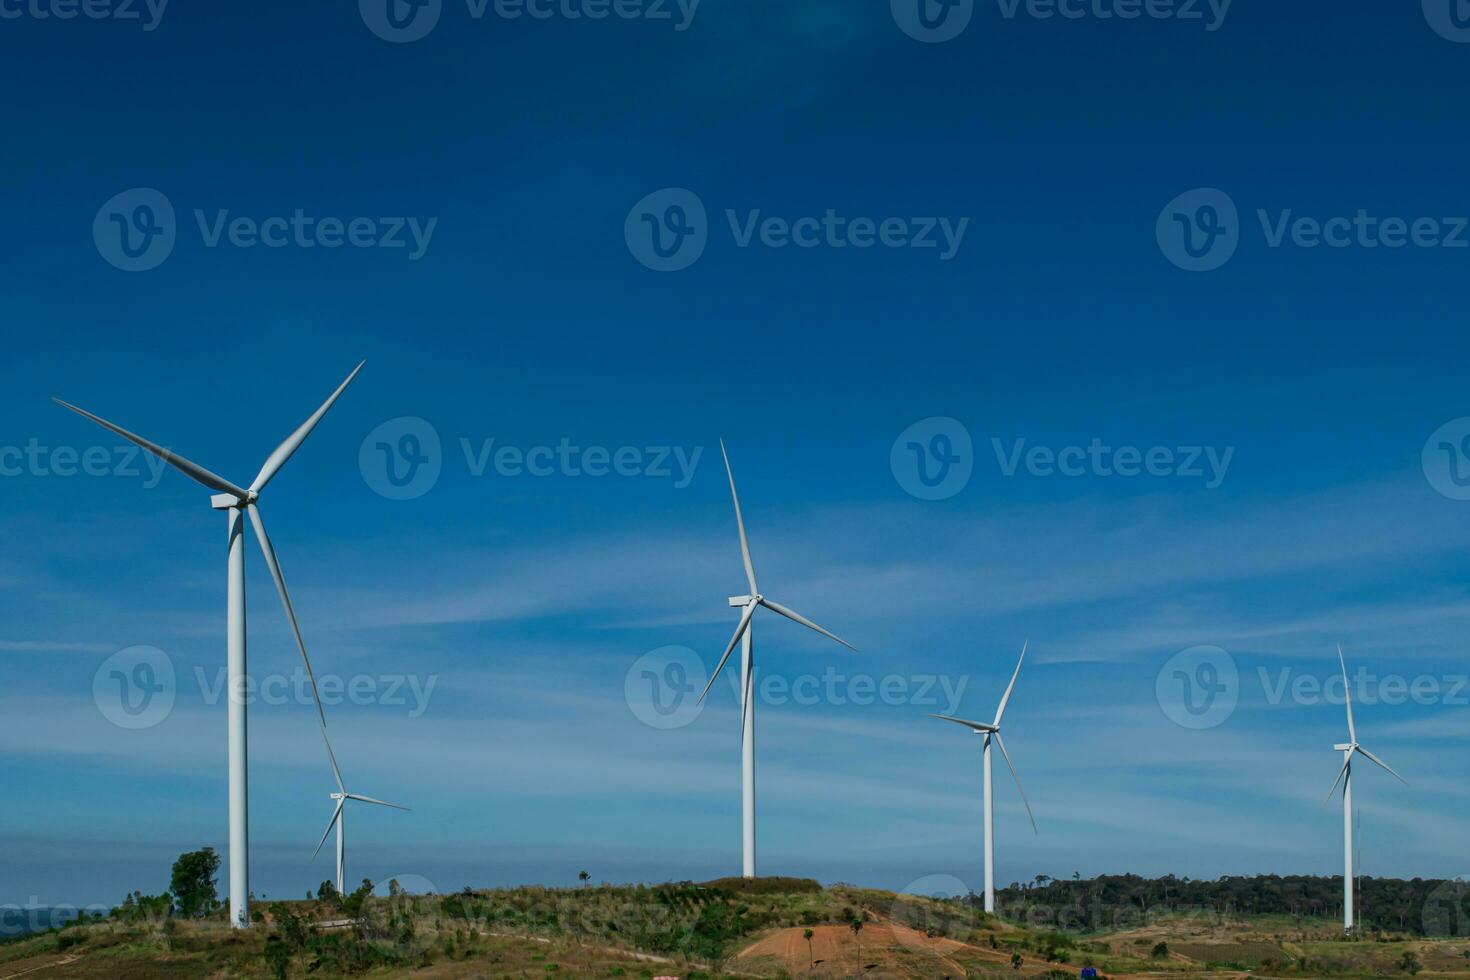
[991,874,1470,937]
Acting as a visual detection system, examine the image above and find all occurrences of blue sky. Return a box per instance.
[5,0,1470,912]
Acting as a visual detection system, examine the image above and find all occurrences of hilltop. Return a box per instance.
[2,876,1468,979]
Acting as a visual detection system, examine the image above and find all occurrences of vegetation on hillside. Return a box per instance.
[996,874,1470,937]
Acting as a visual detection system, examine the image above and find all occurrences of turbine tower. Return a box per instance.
[1326,645,1405,934]
[698,441,856,878]
[931,641,1037,913]
[54,362,364,928]
[314,726,409,896]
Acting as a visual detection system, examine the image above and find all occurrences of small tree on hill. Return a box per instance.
[1152,942,1170,960]
[1400,951,1422,976]
[804,928,815,971]
[170,848,221,919]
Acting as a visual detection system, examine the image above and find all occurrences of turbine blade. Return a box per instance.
[1337,644,1356,745]
[758,597,856,652]
[697,601,757,704]
[928,713,996,733]
[250,361,365,494]
[51,398,248,498]
[245,503,325,727]
[1355,745,1407,786]
[994,733,1037,834]
[1325,756,1351,803]
[313,798,345,860]
[740,641,755,738]
[719,440,758,596]
[993,639,1028,727]
[319,722,345,795]
[345,793,410,811]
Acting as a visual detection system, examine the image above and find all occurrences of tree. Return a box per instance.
[1152,942,1170,960]
[317,880,340,903]
[170,848,221,919]
[578,870,590,888]
[1400,952,1422,976]
[1011,953,1024,969]
[804,928,815,972]
[850,914,865,977]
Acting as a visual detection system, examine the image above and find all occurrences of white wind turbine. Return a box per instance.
[931,641,1036,914]
[314,726,409,896]
[1326,645,1406,934]
[697,441,856,879]
[54,362,364,928]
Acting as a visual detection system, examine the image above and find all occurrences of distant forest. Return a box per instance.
[990,874,1470,937]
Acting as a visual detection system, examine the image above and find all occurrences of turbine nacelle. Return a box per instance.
[211,492,260,510]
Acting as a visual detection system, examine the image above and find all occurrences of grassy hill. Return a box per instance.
[3,878,1468,979]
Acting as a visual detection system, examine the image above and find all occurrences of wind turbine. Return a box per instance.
[54,362,364,928]
[930,641,1037,914]
[314,726,409,896]
[1326,645,1406,934]
[697,441,856,879]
